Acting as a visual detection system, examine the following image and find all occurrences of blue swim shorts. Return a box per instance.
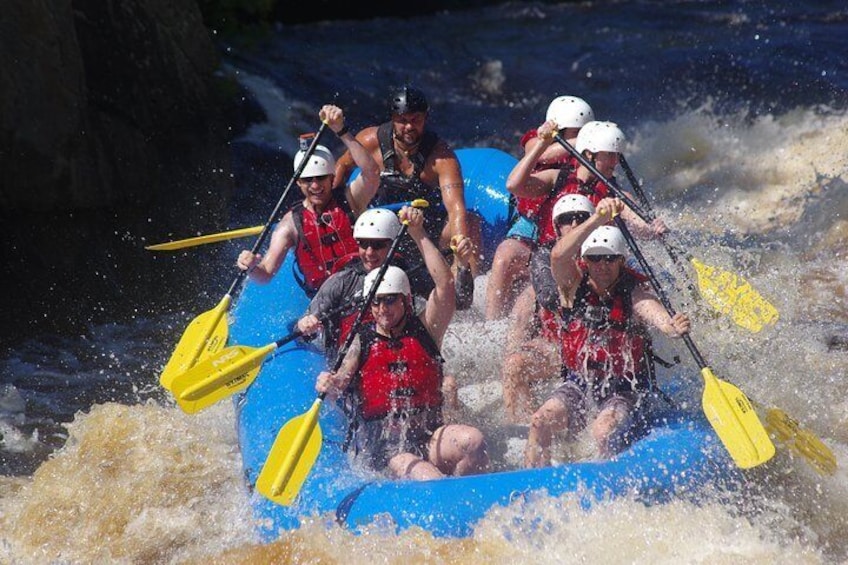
[506,214,539,244]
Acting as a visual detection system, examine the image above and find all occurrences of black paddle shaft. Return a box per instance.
[617,154,653,215]
[271,299,357,349]
[613,216,709,370]
[226,122,330,297]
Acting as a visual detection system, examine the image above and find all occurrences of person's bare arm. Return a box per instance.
[401,205,455,345]
[236,212,297,284]
[315,335,362,397]
[619,191,668,240]
[525,132,572,167]
[432,143,468,242]
[631,289,691,338]
[506,120,560,198]
[333,126,380,189]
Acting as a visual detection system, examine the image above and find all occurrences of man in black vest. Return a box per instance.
[334,85,479,308]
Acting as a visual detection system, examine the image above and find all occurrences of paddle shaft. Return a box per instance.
[225,122,329,298]
[617,154,652,212]
[617,154,698,293]
[613,216,708,368]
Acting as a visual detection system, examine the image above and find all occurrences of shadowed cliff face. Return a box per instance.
[0,0,247,342]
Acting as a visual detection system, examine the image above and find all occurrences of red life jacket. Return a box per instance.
[354,315,444,421]
[559,269,652,394]
[537,176,610,246]
[291,193,359,294]
[537,305,560,342]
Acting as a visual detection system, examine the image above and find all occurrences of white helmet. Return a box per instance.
[581,225,628,257]
[545,96,595,129]
[575,121,626,154]
[363,265,411,297]
[293,144,335,177]
[353,208,402,240]
[552,194,596,223]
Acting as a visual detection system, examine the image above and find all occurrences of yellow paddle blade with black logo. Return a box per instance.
[145,226,265,251]
[701,367,775,468]
[170,343,273,414]
[690,258,779,333]
[159,295,231,391]
[764,408,837,476]
[256,398,324,506]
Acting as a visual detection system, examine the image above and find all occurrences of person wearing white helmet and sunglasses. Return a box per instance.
[297,204,475,366]
[524,197,690,468]
[486,95,596,321]
[502,194,597,422]
[296,206,402,361]
[236,104,380,297]
[315,222,488,480]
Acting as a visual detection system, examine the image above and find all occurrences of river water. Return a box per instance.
[2,1,848,562]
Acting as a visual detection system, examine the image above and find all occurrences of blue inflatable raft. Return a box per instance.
[231,147,737,540]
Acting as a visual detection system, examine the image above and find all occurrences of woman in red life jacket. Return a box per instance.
[486,95,595,321]
[524,201,691,468]
[502,194,596,423]
[315,229,488,480]
[236,104,380,296]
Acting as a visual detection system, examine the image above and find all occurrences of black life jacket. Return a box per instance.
[373,122,445,235]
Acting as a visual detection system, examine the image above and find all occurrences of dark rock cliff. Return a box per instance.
[0,0,513,343]
[0,0,242,341]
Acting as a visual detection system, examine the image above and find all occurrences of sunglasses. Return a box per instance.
[371,294,402,307]
[585,254,622,263]
[555,212,591,227]
[297,174,331,185]
[356,239,391,251]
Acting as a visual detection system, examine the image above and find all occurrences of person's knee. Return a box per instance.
[591,408,626,450]
[464,426,486,452]
[456,426,489,470]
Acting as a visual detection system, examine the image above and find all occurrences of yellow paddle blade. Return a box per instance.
[256,398,324,506]
[700,368,776,468]
[175,365,262,414]
[764,408,837,476]
[170,343,274,413]
[690,257,779,333]
[145,225,265,251]
[159,295,231,391]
